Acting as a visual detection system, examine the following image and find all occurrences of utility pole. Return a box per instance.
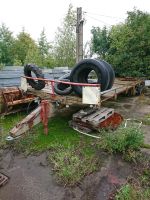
[76,7,84,63]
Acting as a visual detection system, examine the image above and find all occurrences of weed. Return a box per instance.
[115,184,134,200]
[139,167,150,187]
[49,145,99,186]
[0,113,26,148]
[115,183,150,200]
[141,143,150,149]
[142,114,150,125]
[100,125,144,154]
[123,149,141,162]
[12,115,84,154]
[115,159,150,200]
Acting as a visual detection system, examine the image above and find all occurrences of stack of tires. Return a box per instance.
[54,59,115,96]
[24,59,115,97]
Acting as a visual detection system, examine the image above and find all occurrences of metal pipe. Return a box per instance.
[22,76,100,87]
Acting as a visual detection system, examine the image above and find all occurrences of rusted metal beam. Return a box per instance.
[7,97,35,106]
[0,87,36,115]
[8,101,56,139]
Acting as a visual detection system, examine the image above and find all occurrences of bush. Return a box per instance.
[101,125,144,154]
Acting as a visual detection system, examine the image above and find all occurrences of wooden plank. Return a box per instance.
[93,108,114,123]
[73,108,97,119]
[82,108,107,122]
[10,106,42,137]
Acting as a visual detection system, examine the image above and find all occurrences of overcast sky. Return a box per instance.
[0,0,149,43]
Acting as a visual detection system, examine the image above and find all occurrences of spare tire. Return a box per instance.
[24,64,45,90]
[96,59,115,90]
[54,73,73,95]
[70,59,110,96]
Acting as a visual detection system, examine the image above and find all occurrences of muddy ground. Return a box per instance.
[0,92,150,200]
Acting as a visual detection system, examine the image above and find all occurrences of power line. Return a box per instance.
[84,14,111,26]
[84,11,124,20]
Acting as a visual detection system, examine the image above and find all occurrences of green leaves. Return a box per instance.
[0,23,14,65]
[91,26,110,59]
[100,126,144,154]
[91,9,150,77]
[53,4,76,67]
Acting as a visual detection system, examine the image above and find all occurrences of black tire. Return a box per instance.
[70,59,110,96]
[96,59,115,90]
[24,64,45,90]
[54,73,73,95]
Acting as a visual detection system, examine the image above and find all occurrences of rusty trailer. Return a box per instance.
[6,76,144,140]
[27,77,144,106]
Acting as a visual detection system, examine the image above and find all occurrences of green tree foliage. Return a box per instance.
[24,44,42,66]
[38,29,50,58]
[38,28,54,67]
[0,23,15,65]
[14,29,38,65]
[91,26,110,59]
[54,4,76,67]
[91,9,150,77]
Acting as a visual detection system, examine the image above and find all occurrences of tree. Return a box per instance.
[24,44,42,66]
[38,28,50,57]
[108,9,150,77]
[91,26,110,59]
[14,29,38,65]
[38,28,53,67]
[91,9,150,77]
[0,23,15,65]
[53,4,76,67]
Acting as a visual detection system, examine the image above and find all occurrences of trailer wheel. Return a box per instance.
[70,59,110,96]
[54,73,73,95]
[24,64,45,90]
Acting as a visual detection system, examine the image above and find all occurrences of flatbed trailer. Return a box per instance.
[7,77,144,140]
[27,77,144,106]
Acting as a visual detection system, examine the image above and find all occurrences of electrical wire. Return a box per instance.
[84,14,111,26]
[84,11,124,20]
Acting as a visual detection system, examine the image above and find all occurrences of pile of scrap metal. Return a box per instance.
[69,107,123,136]
[0,87,38,115]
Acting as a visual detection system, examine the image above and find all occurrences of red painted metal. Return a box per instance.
[23,76,101,95]
[23,76,100,87]
[40,100,49,135]
[99,112,123,129]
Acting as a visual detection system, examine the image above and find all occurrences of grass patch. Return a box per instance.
[0,113,26,148]
[6,114,100,185]
[1,112,148,186]
[49,144,100,186]
[115,157,150,200]
[1,113,101,185]
[100,125,144,154]
[13,115,91,154]
[142,114,150,125]
[115,184,150,200]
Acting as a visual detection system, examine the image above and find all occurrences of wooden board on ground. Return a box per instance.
[73,107,114,129]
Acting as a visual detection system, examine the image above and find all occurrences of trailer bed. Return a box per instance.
[27,78,143,106]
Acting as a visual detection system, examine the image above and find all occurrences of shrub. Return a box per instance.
[101,125,144,153]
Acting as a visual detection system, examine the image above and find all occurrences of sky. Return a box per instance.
[0,0,150,43]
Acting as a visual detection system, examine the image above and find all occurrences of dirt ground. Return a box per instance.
[0,92,150,200]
